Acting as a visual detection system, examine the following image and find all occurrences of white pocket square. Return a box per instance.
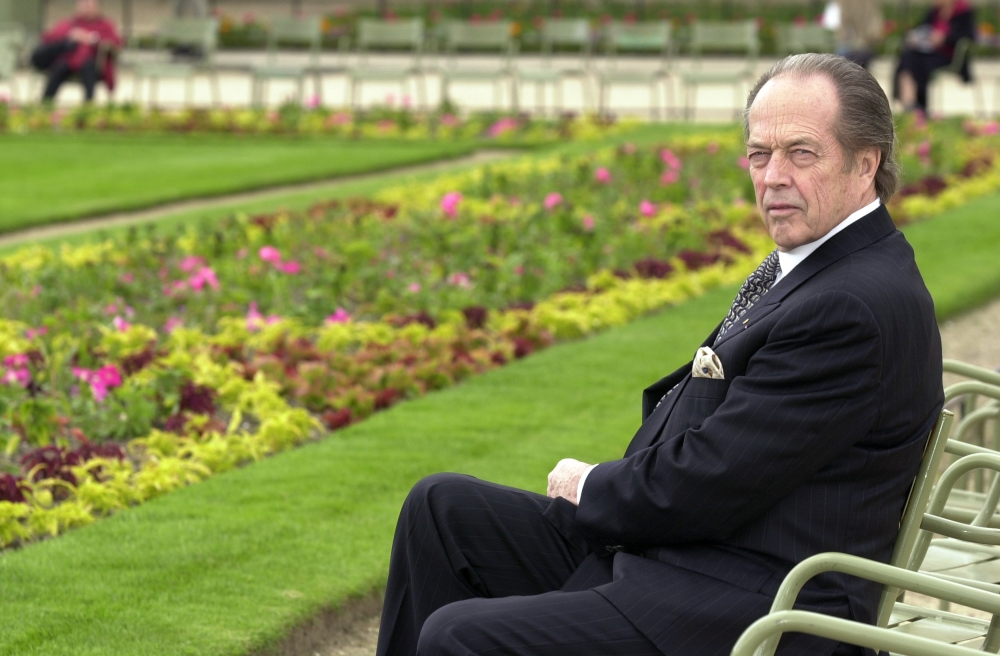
[692,346,725,380]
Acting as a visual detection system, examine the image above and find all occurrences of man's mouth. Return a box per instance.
[766,203,801,216]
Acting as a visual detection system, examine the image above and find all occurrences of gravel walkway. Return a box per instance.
[311,299,1000,655]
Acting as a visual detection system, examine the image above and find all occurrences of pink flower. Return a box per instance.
[120,272,135,284]
[306,94,320,109]
[440,113,460,127]
[325,308,352,324]
[448,272,472,288]
[706,141,720,154]
[660,149,682,171]
[236,248,248,259]
[402,94,412,109]
[246,302,265,331]
[164,317,184,333]
[660,170,680,185]
[188,267,220,292]
[4,354,29,369]
[179,255,206,273]
[622,143,637,155]
[737,156,751,170]
[72,365,122,402]
[544,192,563,211]
[983,121,1000,135]
[582,215,596,231]
[2,368,31,388]
[112,316,131,332]
[97,365,122,389]
[487,117,520,138]
[25,327,48,340]
[639,200,657,217]
[917,141,932,158]
[280,260,301,275]
[440,191,463,218]
[258,246,282,264]
[594,167,612,184]
[104,303,118,316]
[408,283,422,294]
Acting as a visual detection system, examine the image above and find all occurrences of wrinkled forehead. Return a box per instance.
[746,74,839,147]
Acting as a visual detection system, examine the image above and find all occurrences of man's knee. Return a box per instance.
[416,600,482,656]
[401,472,478,526]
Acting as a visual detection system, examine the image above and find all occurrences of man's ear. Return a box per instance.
[856,146,881,185]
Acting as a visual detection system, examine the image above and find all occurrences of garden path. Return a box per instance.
[309,297,1000,656]
[0,149,512,250]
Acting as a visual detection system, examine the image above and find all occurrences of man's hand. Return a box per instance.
[546,458,592,506]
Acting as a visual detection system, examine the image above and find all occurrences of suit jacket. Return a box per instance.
[573,205,944,655]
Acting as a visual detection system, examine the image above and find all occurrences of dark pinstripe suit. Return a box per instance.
[378,205,944,656]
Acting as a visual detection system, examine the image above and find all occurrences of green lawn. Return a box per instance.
[0,133,480,232]
[1,190,999,655]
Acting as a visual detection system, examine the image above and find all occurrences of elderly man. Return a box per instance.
[31,0,122,103]
[377,54,943,656]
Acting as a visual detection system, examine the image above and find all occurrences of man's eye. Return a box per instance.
[792,149,815,157]
[748,152,769,163]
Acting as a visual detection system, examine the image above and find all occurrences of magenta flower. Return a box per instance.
[280,260,301,275]
[25,327,48,340]
[97,365,123,389]
[582,215,596,231]
[188,267,220,292]
[640,200,657,217]
[487,117,520,138]
[104,303,118,316]
[706,141,720,154]
[258,246,282,264]
[164,317,184,333]
[2,367,31,388]
[246,302,265,331]
[594,167,612,184]
[4,354,29,368]
[113,316,131,332]
[737,156,751,170]
[440,192,463,218]
[449,272,472,288]
[660,149,682,171]
[440,113,460,127]
[325,308,352,324]
[408,283,422,294]
[983,121,1000,135]
[544,192,563,211]
[179,255,206,273]
[917,141,932,158]
[660,170,680,185]
[72,365,122,402]
[120,272,135,284]
[236,248,249,259]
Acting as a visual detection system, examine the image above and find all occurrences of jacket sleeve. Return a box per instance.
[575,290,883,551]
[42,20,73,43]
[947,10,976,48]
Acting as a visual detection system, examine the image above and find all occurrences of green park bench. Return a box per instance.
[131,17,219,107]
[931,38,985,118]
[345,18,425,110]
[680,20,758,121]
[250,16,323,107]
[597,21,673,120]
[774,23,834,56]
[517,18,593,114]
[440,20,517,111]
[0,23,22,99]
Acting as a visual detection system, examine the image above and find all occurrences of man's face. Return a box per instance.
[77,0,100,19]
[746,74,875,252]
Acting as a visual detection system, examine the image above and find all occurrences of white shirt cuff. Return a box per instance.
[576,464,597,504]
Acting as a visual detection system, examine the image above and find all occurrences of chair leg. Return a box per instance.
[510,75,519,113]
[975,81,985,119]
[582,75,594,114]
[151,77,159,108]
[417,74,427,111]
[650,81,658,121]
[556,79,564,115]
[185,76,194,108]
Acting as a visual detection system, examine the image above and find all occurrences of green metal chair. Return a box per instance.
[680,20,758,121]
[0,24,22,101]
[517,18,593,114]
[251,17,322,107]
[131,18,220,107]
[597,21,673,120]
[346,18,425,110]
[930,37,985,118]
[774,23,834,56]
[440,20,517,111]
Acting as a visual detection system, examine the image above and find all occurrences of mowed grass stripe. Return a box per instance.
[2,161,999,655]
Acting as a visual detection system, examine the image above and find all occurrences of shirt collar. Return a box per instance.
[774,198,881,285]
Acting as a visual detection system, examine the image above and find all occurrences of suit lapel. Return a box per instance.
[714,205,896,349]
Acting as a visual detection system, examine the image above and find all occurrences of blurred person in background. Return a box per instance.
[894,0,975,113]
[31,0,122,103]
[822,0,884,69]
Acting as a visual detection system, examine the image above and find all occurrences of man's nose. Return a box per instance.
[762,152,791,188]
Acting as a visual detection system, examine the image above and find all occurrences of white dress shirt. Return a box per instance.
[575,198,882,504]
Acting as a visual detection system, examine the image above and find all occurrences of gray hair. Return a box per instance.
[743,53,900,202]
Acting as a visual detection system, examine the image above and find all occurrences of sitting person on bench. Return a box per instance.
[32,0,121,103]
[377,53,944,656]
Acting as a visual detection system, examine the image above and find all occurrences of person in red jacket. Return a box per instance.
[31,0,122,103]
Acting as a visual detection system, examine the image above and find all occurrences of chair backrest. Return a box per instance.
[0,37,16,79]
[444,20,513,53]
[876,409,954,627]
[776,23,834,55]
[268,16,322,52]
[541,18,591,52]
[605,20,672,54]
[946,37,974,77]
[356,18,424,52]
[689,20,759,56]
[156,18,218,55]
[0,21,24,47]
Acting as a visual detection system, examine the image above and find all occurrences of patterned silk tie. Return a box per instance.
[714,250,781,345]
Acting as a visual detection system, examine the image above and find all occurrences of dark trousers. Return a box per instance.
[377,473,661,656]
[32,41,99,102]
[894,49,950,111]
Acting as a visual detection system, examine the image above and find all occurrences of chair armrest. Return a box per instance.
[944,360,1000,387]
[747,552,1000,656]
[944,381,1000,405]
[731,609,985,656]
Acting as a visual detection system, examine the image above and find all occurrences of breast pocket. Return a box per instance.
[660,378,732,440]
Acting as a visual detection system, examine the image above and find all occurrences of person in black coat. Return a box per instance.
[894,0,976,112]
[376,54,943,656]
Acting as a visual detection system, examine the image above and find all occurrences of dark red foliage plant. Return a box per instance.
[677,250,722,271]
[0,473,26,503]
[179,382,217,415]
[462,306,489,330]
[633,258,674,279]
[321,408,352,431]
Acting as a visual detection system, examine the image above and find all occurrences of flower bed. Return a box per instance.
[1,116,997,549]
[0,101,635,145]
